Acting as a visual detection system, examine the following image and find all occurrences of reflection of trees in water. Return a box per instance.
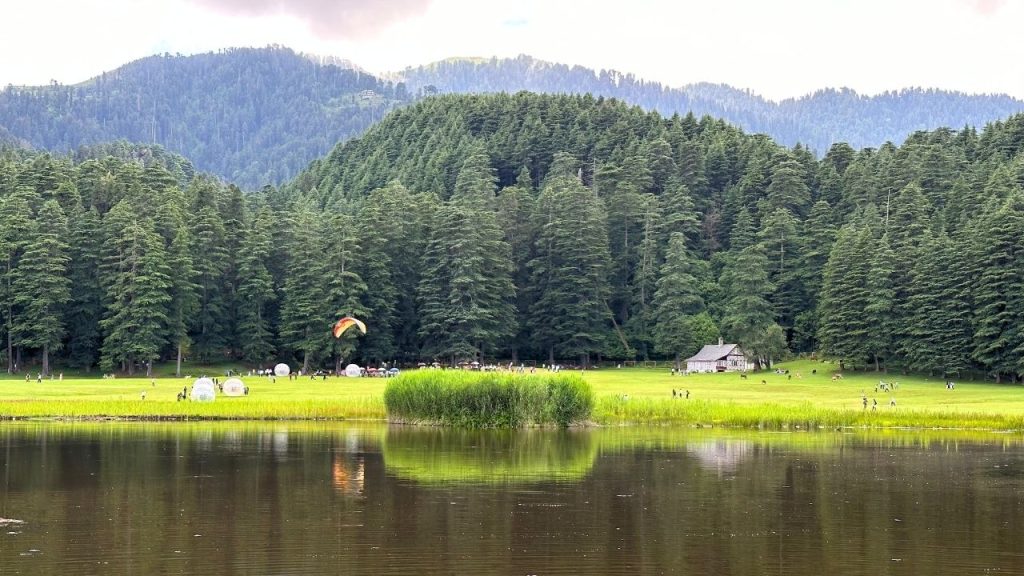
[382,427,598,484]
[5,425,1024,574]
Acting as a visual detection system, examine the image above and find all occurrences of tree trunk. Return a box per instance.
[548,345,554,366]
[674,352,681,371]
[302,351,310,374]
[176,343,183,378]
[874,355,880,372]
[146,360,152,378]
[6,329,11,374]
[127,361,135,377]
[42,343,49,376]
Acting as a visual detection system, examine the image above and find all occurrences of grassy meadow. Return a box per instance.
[1,359,1023,429]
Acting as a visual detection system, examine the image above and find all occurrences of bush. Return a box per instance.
[383,370,594,428]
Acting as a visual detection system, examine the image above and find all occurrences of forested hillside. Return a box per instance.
[4,48,1024,194]
[398,55,1024,153]
[0,47,409,189]
[3,94,1024,380]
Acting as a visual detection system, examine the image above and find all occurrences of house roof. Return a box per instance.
[686,344,741,363]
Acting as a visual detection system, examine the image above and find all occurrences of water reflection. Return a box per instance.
[383,427,598,484]
[1,423,1023,575]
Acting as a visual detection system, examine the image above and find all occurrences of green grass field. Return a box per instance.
[1,359,1023,429]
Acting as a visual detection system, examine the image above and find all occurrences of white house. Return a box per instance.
[685,339,752,373]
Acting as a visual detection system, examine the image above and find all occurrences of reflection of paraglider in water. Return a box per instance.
[332,453,365,495]
[332,316,367,338]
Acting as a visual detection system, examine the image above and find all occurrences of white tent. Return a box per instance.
[274,363,290,377]
[345,364,362,378]
[223,378,246,397]
[190,378,216,402]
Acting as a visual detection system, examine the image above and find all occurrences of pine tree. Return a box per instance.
[652,233,708,367]
[659,177,700,250]
[166,223,199,377]
[719,243,781,368]
[758,207,804,338]
[528,154,612,365]
[321,213,368,371]
[64,206,104,368]
[0,186,37,372]
[863,234,897,371]
[817,225,872,367]
[236,206,277,364]
[279,200,328,372]
[496,167,537,360]
[356,182,436,364]
[99,214,171,375]
[765,157,811,216]
[11,200,71,375]
[970,195,1024,381]
[903,232,972,375]
[189,177,232,361]
[417,149,516,361]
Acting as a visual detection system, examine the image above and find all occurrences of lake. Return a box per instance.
[1,423,1022,575]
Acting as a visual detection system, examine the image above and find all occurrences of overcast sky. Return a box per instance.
[3,0,1022,101]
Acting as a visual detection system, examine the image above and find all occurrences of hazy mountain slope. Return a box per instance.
[398,55,1024,153]
[0,47,409,188]
[3,49,1022,189]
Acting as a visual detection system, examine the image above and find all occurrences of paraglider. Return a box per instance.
[333,316,367,338]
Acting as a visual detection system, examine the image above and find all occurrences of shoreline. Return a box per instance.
[2,401,1023,432]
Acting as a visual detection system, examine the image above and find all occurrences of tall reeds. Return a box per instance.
[383,370,594,427]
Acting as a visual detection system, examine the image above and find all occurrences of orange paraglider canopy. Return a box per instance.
[333,316,367,338]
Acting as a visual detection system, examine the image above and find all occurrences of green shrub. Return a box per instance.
[383,370,594,428]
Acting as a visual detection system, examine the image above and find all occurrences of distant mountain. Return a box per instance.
[0,47,410,189]
[2,48,1023,189]
[397,55,1024,153]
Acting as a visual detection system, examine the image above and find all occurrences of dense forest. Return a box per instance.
[0,47,410,189]
[398,55,1024,153]
[3,48,1023,193]
[3,93,1024,380]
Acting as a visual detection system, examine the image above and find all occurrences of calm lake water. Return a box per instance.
[1,423,1023,575]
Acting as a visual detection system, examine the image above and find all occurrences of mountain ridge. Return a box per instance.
[395,54,1024,152]
[2,47,1022,188]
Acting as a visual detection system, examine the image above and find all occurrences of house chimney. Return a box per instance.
[718,337,723,346]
